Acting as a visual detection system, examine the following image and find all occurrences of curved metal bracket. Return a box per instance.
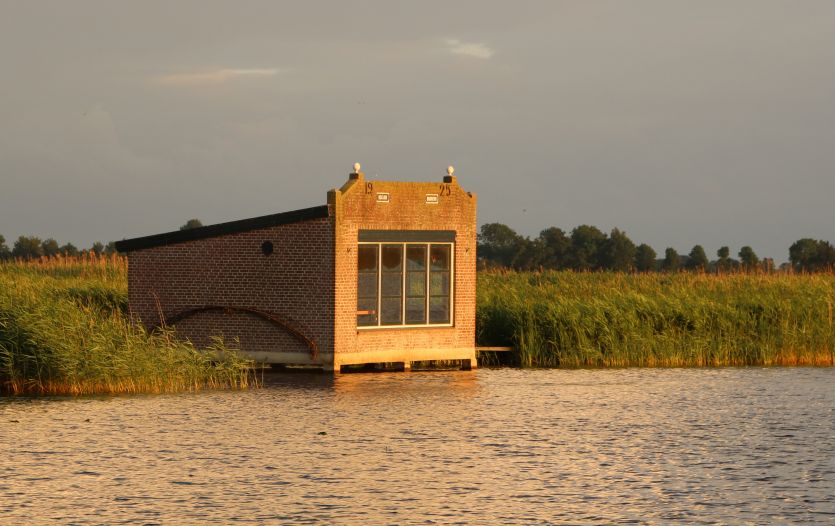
[159,305,319,360]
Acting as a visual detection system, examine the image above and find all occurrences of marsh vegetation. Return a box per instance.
[2,256,833,396]
[478,270,835,367]
[0,255,255,395]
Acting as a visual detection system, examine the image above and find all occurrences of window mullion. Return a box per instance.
[425,243,430,325]
[377,243,382,327]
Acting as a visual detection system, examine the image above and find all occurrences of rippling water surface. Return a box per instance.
[2,368,834,524]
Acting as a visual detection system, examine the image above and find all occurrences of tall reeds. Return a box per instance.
[478,270,835,368]
[0,255,256,395]
[4,256,832,389]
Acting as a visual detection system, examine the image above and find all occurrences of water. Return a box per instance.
[2,368,834,525]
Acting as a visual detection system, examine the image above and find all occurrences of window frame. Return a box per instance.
[356,241,454,329]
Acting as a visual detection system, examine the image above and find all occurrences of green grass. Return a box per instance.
[478,270,835,367]
[0,256,256,395]
[4,258,833,393]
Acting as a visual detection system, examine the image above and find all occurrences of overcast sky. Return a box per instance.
[2,1,834,261]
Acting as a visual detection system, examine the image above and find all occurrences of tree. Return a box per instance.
[534,227,570,269]
[477,223,525,268]
[509,237,540,270]
[12,236,43,260]
[686,245,708,271]
[569,225,607,270]
[662,247,680,272]
[634,243,657,272]
[600,228,636,271]
[60,243,79,257]
[104,241,118,255]
[0,235,10,260]
[789,238,818,271]
[41,238,60,258]
[817,241,835,271]
[789,238,835,272]
[90,242,105,256]
[738,246,759,271]
[180,219,204,231]
[716,246,731,273]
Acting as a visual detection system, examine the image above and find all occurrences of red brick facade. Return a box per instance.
[120,170,477,371]
[126,217,334,362]
[330,172,477,370]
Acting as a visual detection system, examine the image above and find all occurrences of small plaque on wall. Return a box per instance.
[376,193,390,203]
[425,194,439,204]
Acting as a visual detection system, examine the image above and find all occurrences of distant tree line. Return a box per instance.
[0,219,205,261]
[477,223,835,273]
[0,234,117,260]
[4,219,833,274]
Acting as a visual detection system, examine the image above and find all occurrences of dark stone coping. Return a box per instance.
[115,205,330,253]
[358,230,456,242]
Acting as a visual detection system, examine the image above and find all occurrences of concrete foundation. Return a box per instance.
[242,348,477,374]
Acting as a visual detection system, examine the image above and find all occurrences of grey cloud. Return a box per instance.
[1,1,834,260]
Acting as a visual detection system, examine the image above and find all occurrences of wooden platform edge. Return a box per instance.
[476,346,515,352]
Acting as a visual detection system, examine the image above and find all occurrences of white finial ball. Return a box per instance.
[447,165,455,176]
[353,162,361,174]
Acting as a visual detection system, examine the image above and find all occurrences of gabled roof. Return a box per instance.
[115,205,330,253]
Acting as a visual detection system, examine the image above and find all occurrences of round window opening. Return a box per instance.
[261,240,274,256]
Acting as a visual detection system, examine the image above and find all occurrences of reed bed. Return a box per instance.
[4,256,833,390]
[0,255,256,395]
[478,270,835,368]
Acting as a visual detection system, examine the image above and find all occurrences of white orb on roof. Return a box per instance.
[447,165,455,176]
[353,162,361,173]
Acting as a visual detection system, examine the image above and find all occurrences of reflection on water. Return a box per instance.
[1,368,834,524]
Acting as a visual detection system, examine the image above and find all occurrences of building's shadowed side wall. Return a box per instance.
[127,217,335,363]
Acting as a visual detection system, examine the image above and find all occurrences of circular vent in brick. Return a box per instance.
[261,241,274,256]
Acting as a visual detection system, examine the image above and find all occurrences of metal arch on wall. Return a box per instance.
[159,306,319,360]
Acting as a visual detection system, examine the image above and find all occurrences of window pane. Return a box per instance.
[405,244,427,325]
[407,245,426,271]
[357,245,379,326]
[357,297,378,326]
[429,271,450,296]
[382,244,402,271]
[430,245,450,271]
[429,296,450,324]
[407,272,426,297]
[358,245,378,272]
[406,297,426,324]
[358,272,377,298]
[381,297,403,325]
[382,273,402,297]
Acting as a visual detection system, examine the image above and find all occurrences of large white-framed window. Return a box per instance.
[357,242,454,328]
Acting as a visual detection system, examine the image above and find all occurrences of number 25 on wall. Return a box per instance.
[439,184,451,196]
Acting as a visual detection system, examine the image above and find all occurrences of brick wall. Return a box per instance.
[127,216,334,360]
[125,170,476,369]
[329,173,478,365]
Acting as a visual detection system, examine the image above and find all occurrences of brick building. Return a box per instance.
[115,165,477,372]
